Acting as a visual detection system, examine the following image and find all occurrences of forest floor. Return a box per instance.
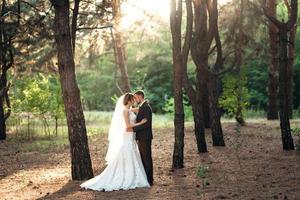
[1,119,300,200]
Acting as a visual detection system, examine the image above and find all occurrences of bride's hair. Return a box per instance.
[123,93,134,105]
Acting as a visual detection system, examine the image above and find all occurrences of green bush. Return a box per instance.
[219,69,249,118]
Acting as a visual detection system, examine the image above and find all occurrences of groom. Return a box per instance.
[127,90,153,186]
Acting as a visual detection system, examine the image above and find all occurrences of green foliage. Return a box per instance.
[197,165,209,179]
[6,2,300,118]
[247,60,268,110]
[76,27,174,113]
[293,26,300,110]
[291,127,300,153]
[162,96,193,120]
[291,127,300,137]
[219,70,249,117]
[197,165,210,189]
[10,73,64,118]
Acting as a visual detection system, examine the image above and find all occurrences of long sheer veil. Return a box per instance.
[105,95,126,165]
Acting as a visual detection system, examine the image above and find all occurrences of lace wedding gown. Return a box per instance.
[80,108,150,191]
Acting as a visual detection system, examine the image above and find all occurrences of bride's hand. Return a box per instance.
[131,107,139,113]
[141,118,147,124]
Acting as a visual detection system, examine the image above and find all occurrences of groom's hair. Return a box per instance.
[134,90,145,98]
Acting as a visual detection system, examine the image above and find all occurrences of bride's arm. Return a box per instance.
[132,118,147,127]
[131,107,139,113]
[123,110,132,129]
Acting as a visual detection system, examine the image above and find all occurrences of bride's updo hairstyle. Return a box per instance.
[123,93,134,105]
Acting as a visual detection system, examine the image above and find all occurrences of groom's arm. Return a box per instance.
[133,106,151,132]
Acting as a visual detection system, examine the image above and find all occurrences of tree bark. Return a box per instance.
[51,0,94,179]
[209,9,226,146]
[286,26,295,118]
[71,0,80,56]
[0,97,6,140]
[263,0,297,150]
[0,0,12,141]
[193,57,208,153]
[208,72,225,146]
[203,86,210,128]
[190,0,224,152]
[234,0,246,126]
[278,25,294,150]
[267,0,279,120]
[112,0,130,93]
[286,0,297,119]
[170,0,185,169]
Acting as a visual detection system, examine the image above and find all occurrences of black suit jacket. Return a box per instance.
[133,101,153,141]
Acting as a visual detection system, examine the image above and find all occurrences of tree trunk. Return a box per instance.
[55,116,58,137]
[170,0,185,169]
[208,72,225,146]
[0,98,5,140]
[267,0,279,120]
[71,0,80,55]
[283,0,297,119]
[203,84,210,128]
[263,0,297,150]
[287,25,296,119]
[51,0,94,180]
[235,88,246,125]
[193,103,208,153]
[0,1,12,141]
[112,0,130,93]
[278,25,294,150]
[234,0,246,126]
[173,75,185,168]
[195,62,208,153]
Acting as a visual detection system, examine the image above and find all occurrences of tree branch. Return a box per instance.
[76,24,113,31]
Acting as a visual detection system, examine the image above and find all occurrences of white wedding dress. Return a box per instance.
[80,96,150,191]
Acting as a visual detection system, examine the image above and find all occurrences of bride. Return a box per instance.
[80,93,150,191]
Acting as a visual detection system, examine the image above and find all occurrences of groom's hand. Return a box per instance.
[127,127,133,132]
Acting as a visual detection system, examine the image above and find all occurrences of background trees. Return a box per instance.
[1,0,299,179]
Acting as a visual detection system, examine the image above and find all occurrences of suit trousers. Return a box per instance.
[137,139,153,184]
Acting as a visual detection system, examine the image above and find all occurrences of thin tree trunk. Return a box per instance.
[112,0,130,93]
[0,98,5,140]
[51,0,94,180]
[71,0,80,55]
[170,0,185,169]
[0,0,6,140]
[208,72,225,146]
[190,0,211,153]
[267,0,279,120]
[55,116,58,137]
[287,22,297,119]
[278,26,294,150]
[234,0,246,126]
[0,0,12,141]
[195,61,208,153]
[263,0,297,150]
[181,0,208,153]
[283,0,297,119]
[203,85,210,128]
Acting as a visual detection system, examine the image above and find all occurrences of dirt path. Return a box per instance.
[1,121,300,200]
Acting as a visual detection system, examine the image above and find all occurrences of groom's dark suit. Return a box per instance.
[133,101,153,185]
